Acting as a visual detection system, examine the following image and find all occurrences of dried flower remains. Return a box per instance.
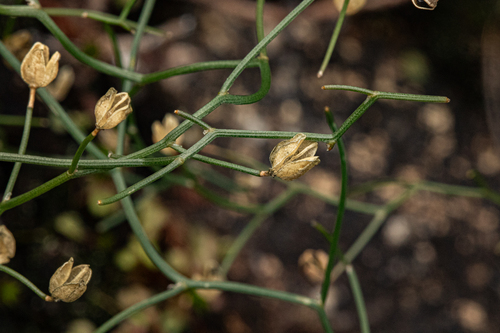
[95,88,133,130]
[20,42,60,88]
[49,257,92,302]
[151,113,184,155]
[268,133,320,181]
[0,225,16,264]
[412,0,438,10]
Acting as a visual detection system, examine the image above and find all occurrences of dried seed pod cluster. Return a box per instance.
[49,257,92,302]
[20,42,60,88]
[95,87,133,130]
[268,133,320,181]
[0,225,16,264]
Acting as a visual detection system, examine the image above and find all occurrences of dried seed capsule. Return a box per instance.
[151,113,184,155]
[95,88,133,130]
[20,42,60,88]
[49,257,92,302]
[268,133,320,181]
[0,225,16,264]
[412,0,438,10]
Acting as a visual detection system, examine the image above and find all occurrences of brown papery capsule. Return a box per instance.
[49,257,92,302]
[268,133,320,181]
[95,88,133,130]
[151,113,184,155]
[412,0,438,10]
[20,42,60,88]
[0,225,16,264]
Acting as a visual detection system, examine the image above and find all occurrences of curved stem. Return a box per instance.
[68,130,98,175]
[0,265,49,301]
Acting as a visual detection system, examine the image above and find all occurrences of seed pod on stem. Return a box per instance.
[20,42,60,89]
[48,257,92,302]
[94,87,133,131]
[266,133,320,181]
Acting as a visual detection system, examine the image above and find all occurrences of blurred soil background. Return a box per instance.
[1,0,500,332]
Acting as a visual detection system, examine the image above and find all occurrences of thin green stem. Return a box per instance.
[103,24,123,69]
[318,0,350,78]
[110,170,189,282]
[3,100,34,201]
[42,7,163,35]
[321,108,347,305]
[118,0,137,21]
[68,130,97,175]
[219,189,298,277]
[174,110,212,131]
[317,306,335,333]
[0,169,99,215]
[220,0,314,93]
[345,264,371,333]
[94,284,188,333]
[0,265,49,301]
[330,188,415,281]
[322,85,450,103]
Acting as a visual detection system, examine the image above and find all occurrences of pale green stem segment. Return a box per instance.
[219,188,298,277]
[3,88,35,201]
[174,110,213,131]
[318,0,350,78]
[346,264,371,333]
[0,264,49,301]
[320,108,347,305]
[68,129,98,175]
[42,7,163,35]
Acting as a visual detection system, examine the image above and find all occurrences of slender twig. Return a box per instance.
[345,264,371,333]
[0,265,50,301]
[2,89,36,201]
[318,0,350,78]
[320,107,347,305]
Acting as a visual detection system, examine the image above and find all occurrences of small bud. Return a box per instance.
[49,257,92,302]
[95,88,133,130]
[151,113,184,155]
[268,133,320,181]
[0,225,16,264]
[20,42,60,88]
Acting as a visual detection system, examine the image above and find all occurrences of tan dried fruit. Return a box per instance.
[20,42,60,88]
[268,133,320,181]
[151,113,184,155]
[0,225,16,264]
[95,88,133,130]
[412,0,438,10]
[49,257,92,302]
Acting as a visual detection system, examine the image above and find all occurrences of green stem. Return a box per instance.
[94,284,188,333]
[42,7,163,35]
[318,0,350,77]
[68,130,97,175]
[3,97,34,201]
[220,0,314,93]
[330,188,415,281]
[174,110,213,131]
[118,0,137,21]
[345,264,371,333]
[0,265,49,301]
[320,108,347,305]
[219,189,298,277]
[0,169,99,215]
[103,23,123,69]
